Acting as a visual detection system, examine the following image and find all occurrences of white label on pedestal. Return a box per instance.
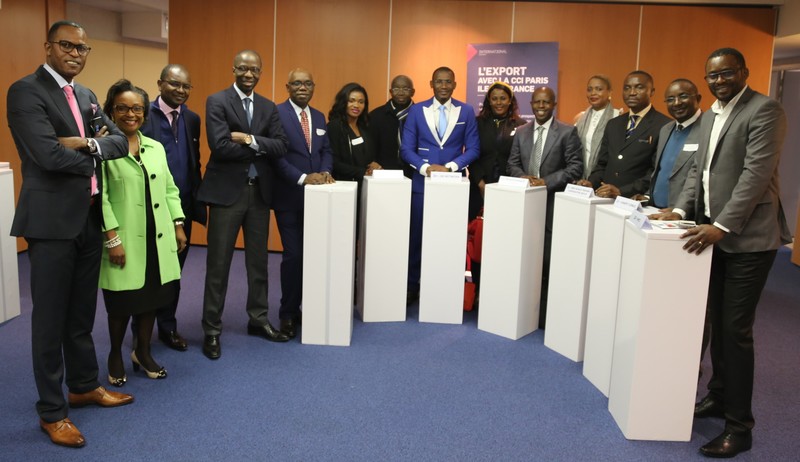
[564,183,594,198]
[498,175,528,188]
[628,211,652,230]
[614,196,641,213]
[371,169,404,179]
[0,162,9,169]
[430,171,462,182]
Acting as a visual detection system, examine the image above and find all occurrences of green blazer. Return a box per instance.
[99,133,185,291]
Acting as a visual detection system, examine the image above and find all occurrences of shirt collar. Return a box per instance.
[535,116,554,130]
[157,96,181,116]
[43,63,71,88]
[629,104,652,119]
[233,83,253,100]
[711,85,748,115]
[676,109,702,129]
[432,98,452,110]
[288,98,309,116]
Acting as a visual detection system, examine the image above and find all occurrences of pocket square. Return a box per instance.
[316,128,326,136]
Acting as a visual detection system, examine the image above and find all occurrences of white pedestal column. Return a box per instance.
[0,163,21,324]
[582,204,631,396]
[419,177,469,324]
[301,181,358,346]
[477,184,547,340]
[543,193,612,361]
[356,175,411,322]
[608,220,712,441]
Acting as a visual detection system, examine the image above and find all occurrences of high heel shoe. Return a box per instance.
[130,351,167,379]
[107,374,127,387]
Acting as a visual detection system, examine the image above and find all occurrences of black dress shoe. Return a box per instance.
[247,323,290,342]
[694,395,725,419]
[699,431,752,458]
[202,335,221,360]
[279,318,297,339]
[159,330,188,351]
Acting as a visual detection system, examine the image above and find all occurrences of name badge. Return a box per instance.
[564,183,594,198]
[498,176,529,189]
[614,196,641,213]
[351,137,364,146]
[430,171,462,182]
[510,128,517,136]
[316,128,326,136]
[683,143,699,152]
[628,210,652,230]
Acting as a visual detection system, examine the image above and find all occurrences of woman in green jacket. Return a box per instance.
[100,80,187,386]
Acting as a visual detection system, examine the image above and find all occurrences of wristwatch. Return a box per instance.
[86,138,98,154]
[245,134,252,145]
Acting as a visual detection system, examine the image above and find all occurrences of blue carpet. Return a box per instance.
[1,247,798,461]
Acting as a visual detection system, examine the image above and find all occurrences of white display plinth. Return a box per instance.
[582,204,631,396]
[477,184,547,339]
[543,193,612,361]
[301,181,358,346]
[356,175,411,322]
[0,162,21,324]
[419,177,469,324]
[608,220,712,441]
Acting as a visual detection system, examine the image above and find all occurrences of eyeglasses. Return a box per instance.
[113,104,145,115]
[433,79,454,86]
[664,93,697,105]
[391,87,413,94]
[289,80,315,89]
[164,80,193,91]
[234,65,262,75]
[50,40,91,56]
[705,69,739,83]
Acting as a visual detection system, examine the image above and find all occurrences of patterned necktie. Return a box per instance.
[243,97,252,128]
[529,125,544,177]
[64,85,97,195]
[438,105,447,140]
[300,110,311,150]
[170,110,179,141]
[625,115,640,139]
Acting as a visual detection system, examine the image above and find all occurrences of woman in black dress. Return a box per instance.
[328,82,381,184]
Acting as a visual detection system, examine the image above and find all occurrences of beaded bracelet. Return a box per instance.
[104,235,122,249]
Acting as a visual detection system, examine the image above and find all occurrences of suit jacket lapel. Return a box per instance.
[540,121,558,165]
[621,111,652,150]
[228,88,249,129]
[40,68,82,136]
[441,104,460,144]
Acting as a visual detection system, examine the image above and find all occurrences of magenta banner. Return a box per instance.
[467,42,559,121]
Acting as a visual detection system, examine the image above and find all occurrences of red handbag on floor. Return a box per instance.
[464,255,476,311]
[467,208,484,263]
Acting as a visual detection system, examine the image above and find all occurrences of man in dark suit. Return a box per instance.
[400,66,480,301]
[273,68,334,339]
[198,50,290,360]
[369,74,415,177]
[507,86,584,327]
[137,64,205,351]
[642,79,702,209]
[7,20,133,448]
[578,71,671,198]
[656,48,790,458]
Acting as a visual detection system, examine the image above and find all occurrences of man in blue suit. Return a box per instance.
[273,68,334,338]
[400,66,480,301]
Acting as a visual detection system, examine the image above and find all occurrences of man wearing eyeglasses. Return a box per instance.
[640,79,703,209]
[400,66,480,303]
[134,64,205,352]
[7,20,132,448]
[370,75,416,177]
[577,71,671,199]
[198,50,290,360]
[653,48,790,458]
[272,68,334,339]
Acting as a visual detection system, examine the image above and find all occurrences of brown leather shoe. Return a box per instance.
[68,386,134,408]
[40,418,85,448]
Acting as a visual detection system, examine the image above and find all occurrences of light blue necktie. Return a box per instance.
[437,105,447,140]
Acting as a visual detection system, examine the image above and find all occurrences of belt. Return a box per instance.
[247,177,258,185]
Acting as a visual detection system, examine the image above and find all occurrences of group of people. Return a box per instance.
[8,19,789,459]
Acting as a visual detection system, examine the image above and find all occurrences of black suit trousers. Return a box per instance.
[274,209,304,320]
[202,183,270,335]
[706,247,777,434]
[28,203,102,422]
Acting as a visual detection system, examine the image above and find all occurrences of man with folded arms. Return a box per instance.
[7,20,133,448]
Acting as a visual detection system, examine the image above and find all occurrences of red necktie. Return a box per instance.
[64,85,98,195]
[300,110,311,150]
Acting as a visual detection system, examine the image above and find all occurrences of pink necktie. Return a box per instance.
[300,110,311,150]
[64,85,97,195]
